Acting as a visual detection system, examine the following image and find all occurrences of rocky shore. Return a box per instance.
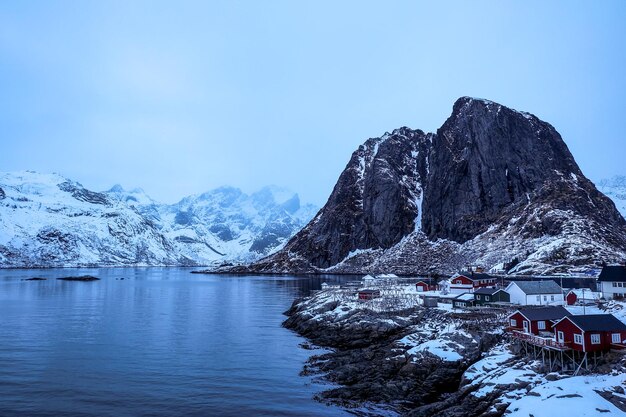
[284,290,626,416]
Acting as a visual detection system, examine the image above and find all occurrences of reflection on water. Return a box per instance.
[0,268,352,417]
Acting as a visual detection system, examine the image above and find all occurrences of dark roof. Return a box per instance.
[511,280,562,295]
[598,265,626,282]
[517,306,572,321]
[474,287,504,296]
[459,272,496,281]
[565,314,626,332]
[359,289,380,294]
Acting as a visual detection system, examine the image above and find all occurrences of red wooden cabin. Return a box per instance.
[565,290,577,306]
[450,273,496,293]
[507,306,571,335]
[552,314,626,352]
[358,289,380,300]
[415,279,437,292]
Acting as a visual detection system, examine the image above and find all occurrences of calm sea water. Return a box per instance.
[0,268,352,417]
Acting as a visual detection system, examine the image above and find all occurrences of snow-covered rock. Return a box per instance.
[0,171,317,267]
[597,175,626,219]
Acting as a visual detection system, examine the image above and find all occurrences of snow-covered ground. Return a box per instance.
[311,278,626,415]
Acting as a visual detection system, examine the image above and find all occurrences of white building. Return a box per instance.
[598,265,626,300]
[505,280,564,306]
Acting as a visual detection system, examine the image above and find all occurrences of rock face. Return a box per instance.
[240,97,626,275]
[0,172,317,267]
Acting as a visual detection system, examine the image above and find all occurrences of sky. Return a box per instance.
[1,1,625,206]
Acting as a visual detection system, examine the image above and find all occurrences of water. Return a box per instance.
[0,268,352,417]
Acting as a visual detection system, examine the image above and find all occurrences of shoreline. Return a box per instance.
[284,287,626,416]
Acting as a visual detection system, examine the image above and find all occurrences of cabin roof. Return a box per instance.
[598,265,626,282]
[457,272,495,281]
[563,314,626,332]
[510,280,562,295]
[359,289,380,294]
[564,289,600,299]
[474,287,504,296]
[516,306,572,321]
[455,293,475,301]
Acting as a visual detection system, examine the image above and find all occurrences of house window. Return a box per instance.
[612,333,622,344]
[574,334,583,345]
[613,282,618,287]
[591,334,601,345]
[550,295,555,301]
[543,295,547,301]
[456,280,462,284]
[536,296,541,302]
[620,283,624,288]
[477,295,481,300]
[486,296,490,301]
[538,321,546,330]
[510,319,517,327]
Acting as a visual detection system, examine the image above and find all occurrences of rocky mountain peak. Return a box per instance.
[240,97,626,275]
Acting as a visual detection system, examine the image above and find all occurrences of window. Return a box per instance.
[477,295,481,300]
[613,282,618,287]
[612,333,622,344]
[574,334,583,345]
[536,296,541,302]
[550,295,555,301]
[510,319,517,327]
[456,280,462,284]
[543,295,547,301]
[591,334,601,345]
[538,321,546,330]
[486,296,490,301]
[620,283,624,288]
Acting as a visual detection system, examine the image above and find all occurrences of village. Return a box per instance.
[319,265,626,375]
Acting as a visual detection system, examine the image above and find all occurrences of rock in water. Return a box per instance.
[57,275,100,281]
[241,97,626,275]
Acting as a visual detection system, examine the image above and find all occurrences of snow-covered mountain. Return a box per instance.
[596,176,626,219]
[0,171,317,267]
[233,97,626,276]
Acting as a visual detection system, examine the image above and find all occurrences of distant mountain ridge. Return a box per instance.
[232,97,626,276]
[596,176,626,219]
[0,171,317,267]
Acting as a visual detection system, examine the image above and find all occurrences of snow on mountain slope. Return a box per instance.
[143,185,318,264]
[0,171,178,267]
[0,171,317,267]
[596,176,626,219]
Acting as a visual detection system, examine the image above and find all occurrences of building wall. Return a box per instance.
[525,293,564,306]
[554,319,585,352]
[507,284,526,305]
[601,281,626,300]
[566,292,577,305]
[508,312,527,332]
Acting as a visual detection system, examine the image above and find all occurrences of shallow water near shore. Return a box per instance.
[0,268,354,417]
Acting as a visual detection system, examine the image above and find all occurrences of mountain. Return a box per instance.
[237,97,626,276]
[596,176,626,219]
[0,171,316,267]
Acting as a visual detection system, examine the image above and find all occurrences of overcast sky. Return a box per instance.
[1,1,625,205]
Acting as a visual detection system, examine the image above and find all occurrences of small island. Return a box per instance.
[57,275,100,281]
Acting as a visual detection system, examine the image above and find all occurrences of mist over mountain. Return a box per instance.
[0,171,316,267]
